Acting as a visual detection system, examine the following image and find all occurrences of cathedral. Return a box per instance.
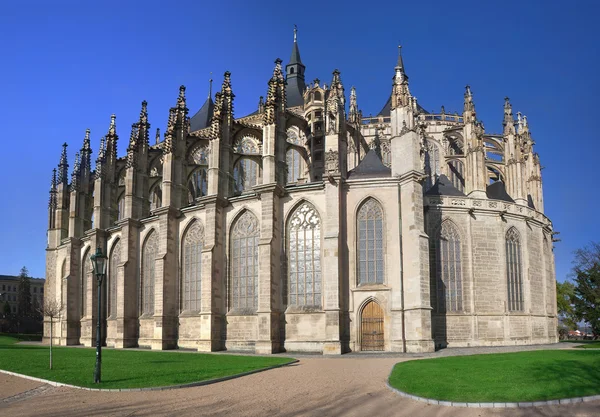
[44,30,558,354]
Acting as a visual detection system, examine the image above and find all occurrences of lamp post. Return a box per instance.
[90,247,107,383]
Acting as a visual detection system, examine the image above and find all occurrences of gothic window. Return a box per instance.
[108,239,120,319]
[117,194,125,221]
[506,228,524,312]
[230,211,259,311]
[233,158,260,193]
[81,248,91,318]
[182,221,204,312]
[150,184,162,210]
[448,160,465,192]
[286,129,303,146]
[141,230,158,316]
[357,199,385,285]
[286,148,305,184]
[288,203,322,307]
[435,222,463,312]
[424,142,441,190]
[233,136,260,154]
[188,168,208,202]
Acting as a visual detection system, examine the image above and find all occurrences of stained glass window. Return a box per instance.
[435,222,463,312]
[108,240,120,319]
[448,160,465,192]
[357,199,384,285]
[233,158,259,193]
[142,231,158,315]
[288,203,322,307]
[286,148,304,184]
[81,248,91,318]
[230,211,259,311]
[182,221,203,312]
[506,228,523,311]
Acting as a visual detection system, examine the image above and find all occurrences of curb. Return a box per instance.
[0,359,298,392]
[385,383,600,408]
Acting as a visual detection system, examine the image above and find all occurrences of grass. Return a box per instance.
[0,336,294,389]
[575,342,600,349]
[389,350,600,402]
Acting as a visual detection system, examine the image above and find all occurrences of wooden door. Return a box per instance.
[361,301,384,351]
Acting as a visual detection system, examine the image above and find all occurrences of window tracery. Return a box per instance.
[233,158,260,193]
[506,228,523,311]
[109,240,120,319]
[182,221,203,312]
[435,221,463,312]
[357,199,384,285]
[286,148,305,184]
[230,211,259,311]
[188,168,208,202]
[288,203,322,307]
[141,231,158,316]
[233,136,261,155]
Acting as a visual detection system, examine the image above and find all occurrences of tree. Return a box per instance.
[17,266,32,318]
[556,281,577,337]
[571,242,600,338]
[37,298,63,370]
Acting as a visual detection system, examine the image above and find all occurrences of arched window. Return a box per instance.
[290,67,295,74]
[233,158,259,193]
[448,160,465,192]
[150,184,162,210]
[286,148,304,184]
[81,248,91,318]
[141,231,158,316]
[314,91,322,101]
[188,168,208,203]
[357,199,384,285]
[117,194,125,221]
[108,240,120,319]
[182,221,204,312]
[506,228,523,311]
[288,203,322,307]
[230,211,259,311]
[435,222,463,312]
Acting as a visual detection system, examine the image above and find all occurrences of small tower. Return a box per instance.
[462,86,487,198]
[285,25,306,107]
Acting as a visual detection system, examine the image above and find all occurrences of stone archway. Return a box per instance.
[360,300,384,351]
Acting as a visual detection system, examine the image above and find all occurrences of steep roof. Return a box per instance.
[486,181,515,203]
[189,96,214,132]
[376,96,428,117]
[347,149,391,179]
[424,175,466,197]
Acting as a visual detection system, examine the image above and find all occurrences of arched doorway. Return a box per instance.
[361,300,384,351]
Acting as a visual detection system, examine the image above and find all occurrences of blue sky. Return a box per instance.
[0,0,597,281]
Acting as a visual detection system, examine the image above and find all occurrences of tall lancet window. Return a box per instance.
[108,240,120,319]
[182,221,204,312]
[288,203,322,307]
[150,184,162,210]
[435,221,463,312]
[448,160,465,192]
[233,158,259,193]
[506,228,524,311]
[286,148,304,184]
[230,211,259,311]
[81,248,91,318]
[357,198,385,285]
[141,231,158,316]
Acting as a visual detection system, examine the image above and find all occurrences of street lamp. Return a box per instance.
[90,247,107,383]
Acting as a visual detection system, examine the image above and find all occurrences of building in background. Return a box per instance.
[43,29,557,353]
[0,274,45,315]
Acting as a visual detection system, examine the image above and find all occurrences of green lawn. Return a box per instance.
[576,342,600,349]
[389,350,600,402]
[0,336,294,389]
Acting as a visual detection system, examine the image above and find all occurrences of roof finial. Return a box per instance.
[155,128,160,145]
[294,24,297,42]
[208,72,213,99]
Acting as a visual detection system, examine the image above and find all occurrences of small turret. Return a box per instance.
[58,143,69,186]
[348,86,359,125]
[391,45,411,110]
[285,25,306,107]
[463,85,476,123]
[502,97,515,135]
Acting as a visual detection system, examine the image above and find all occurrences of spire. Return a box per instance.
[349,86,359,124]
[285,25,306,107]
[190,77,215,131]
[220,71,234,118]
[138,100,150,148]
[258,96,265,113]
[155,128,160,145]
[264,59,286,125]
[58,143,69,185]
[208,74,213,99]
[51,168,57,191]
[463,85,476,123]
[397,45,405,74]
[70,151,81,190]
[516,111,524,133]
[81,129,92,174]
[48,168,57,210]
[503,97,515,135]
[126,123,140,168]
[105,114,118,164]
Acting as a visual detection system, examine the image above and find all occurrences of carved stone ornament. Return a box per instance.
[325,149,339,173]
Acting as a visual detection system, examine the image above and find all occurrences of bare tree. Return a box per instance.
[38,299,63,370]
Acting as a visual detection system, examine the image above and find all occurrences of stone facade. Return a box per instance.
[43,33,557,354]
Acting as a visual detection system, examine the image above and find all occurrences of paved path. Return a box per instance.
[1,345,599,416]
